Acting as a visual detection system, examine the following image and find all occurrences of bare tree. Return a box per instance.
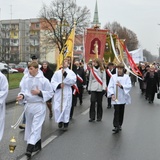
[143,49,157,62]
[104,21,139,51]
[39,0,90,53]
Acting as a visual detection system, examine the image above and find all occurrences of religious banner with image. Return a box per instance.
[84,28,107,63]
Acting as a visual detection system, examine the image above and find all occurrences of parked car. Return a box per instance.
[9,67,18,73]
[9,63,16,68]
[0,62,9,74]
[0,62,18,74]
[14,65,25,73]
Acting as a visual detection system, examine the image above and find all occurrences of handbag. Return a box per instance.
[157,90,160,99]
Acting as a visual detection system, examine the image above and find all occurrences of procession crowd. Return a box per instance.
[0,55,159,159]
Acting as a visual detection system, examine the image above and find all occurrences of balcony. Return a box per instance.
[30,42,39,46]
[10,42,19,46]
[1,27,10,31]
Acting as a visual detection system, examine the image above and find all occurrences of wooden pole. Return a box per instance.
[60,35,66,112]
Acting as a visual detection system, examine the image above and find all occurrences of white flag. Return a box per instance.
[129,48,143,63]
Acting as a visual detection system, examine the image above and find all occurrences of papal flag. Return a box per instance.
[57,27,75,70]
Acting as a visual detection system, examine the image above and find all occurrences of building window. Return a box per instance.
[26,32,29,36]
[36,23,40,28]
[14,32,17,36]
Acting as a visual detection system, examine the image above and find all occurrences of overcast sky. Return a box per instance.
[1,0,160,56]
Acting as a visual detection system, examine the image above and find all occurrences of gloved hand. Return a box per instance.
[88,91,91,95]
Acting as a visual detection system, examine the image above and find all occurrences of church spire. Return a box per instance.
[91,0,101,28]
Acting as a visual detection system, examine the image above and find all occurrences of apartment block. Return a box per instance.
[0,18,57,63]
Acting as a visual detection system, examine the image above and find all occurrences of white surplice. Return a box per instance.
[0,72,8,141]
[51,68,76,123]
[19,71,53,145]
[107,74,132,105]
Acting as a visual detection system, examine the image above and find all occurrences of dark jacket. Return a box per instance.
[73,67,85,87]
[106,68,116,86]
[145,71,159,93]
[40,67,53,82]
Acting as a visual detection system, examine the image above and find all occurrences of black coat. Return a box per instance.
[40,67,53,82]
[145,72,159,94]
[106,68,116,85]
[73,67,85,87]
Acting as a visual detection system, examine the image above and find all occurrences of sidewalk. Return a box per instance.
[6,88,20,105]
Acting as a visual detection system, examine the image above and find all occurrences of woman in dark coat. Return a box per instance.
[144,65,159,103]
[40,61,53,118]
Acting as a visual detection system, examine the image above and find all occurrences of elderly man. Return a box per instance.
[0,71,8,141]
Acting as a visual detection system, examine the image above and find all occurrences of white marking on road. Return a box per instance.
[19,135,57,160]
[42,135,57,148]
[82,108,89,115]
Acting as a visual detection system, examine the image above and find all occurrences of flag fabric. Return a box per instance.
[118,40,142,77]
[110,33,121,63]
[84,28,107,63]
[110,34,142,79]
[129,48,143,63]
[113,39,124,65]
[57,27,75,70]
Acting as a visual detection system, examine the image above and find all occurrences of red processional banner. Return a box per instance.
[84,28,108,63]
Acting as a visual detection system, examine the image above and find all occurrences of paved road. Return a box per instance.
[6,88,20,105]
[1,84,160,160]
[0,89,90,160]
[30,85,160,160]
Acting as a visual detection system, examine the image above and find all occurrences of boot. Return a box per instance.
[25,144,34,159]
[33,139,41,152]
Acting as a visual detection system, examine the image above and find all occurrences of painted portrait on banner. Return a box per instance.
[84,28,107,63]
[90,38,101,55]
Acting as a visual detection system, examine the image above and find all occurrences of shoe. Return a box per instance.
[19,124,25,129]
[25,151,32,159]
[58,122,63,129]
[63,126,68,131]
[96,119,101,122]
[112,127,120,134]
[88,119,95,122]
[33,139,41,152]
[107,106,111,109]
[63,123,69,131]
[25,144,34,159]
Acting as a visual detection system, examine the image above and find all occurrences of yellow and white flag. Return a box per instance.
[57,27,75,70]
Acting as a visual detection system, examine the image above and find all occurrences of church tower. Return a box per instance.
[91,0,101,28]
